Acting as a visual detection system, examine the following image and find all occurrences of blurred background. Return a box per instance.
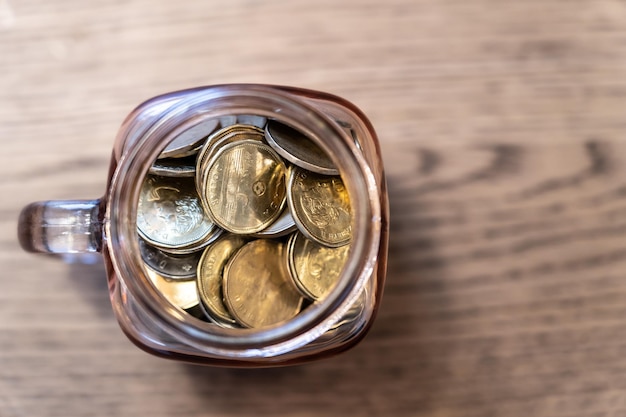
[2,0,626,416]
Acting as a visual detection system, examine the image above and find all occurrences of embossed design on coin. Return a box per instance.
[144,265,200,310]
[287,232,349,300]
[197,234,247,326]
[203,140,286,234]
[265,120,338,175]
[287,167,352,247]
[137,175,215,251]
[139,238,202,280]
[223,240,302,328]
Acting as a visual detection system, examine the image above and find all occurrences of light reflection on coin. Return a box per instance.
[197,234,247,326]
[223,240,302,328]
[287,232,349,300]
[137,175,215,251]
[139,238,202,280]
[287,167,351,247]
[203,140,286,234]
[160,118,219,159]
[265,120,338,175]
[144,265,200,310]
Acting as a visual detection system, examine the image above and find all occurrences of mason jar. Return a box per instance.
[18,84,389,366]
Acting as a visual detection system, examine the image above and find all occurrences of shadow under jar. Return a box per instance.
[18,84,389,367]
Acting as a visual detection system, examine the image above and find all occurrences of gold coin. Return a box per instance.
[287,167,352,247]
[144,265,199,310]
[223,240,302,328]
[195,124,264,197]
[196,234,248,326]
[328,288,367,331]
[204,128,264,163]
[250,206,296,238]
[287,232,350,300]
[137,175,215,251]
[203,140,287,234]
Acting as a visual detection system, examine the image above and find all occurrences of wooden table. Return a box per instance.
[2,0,626,415]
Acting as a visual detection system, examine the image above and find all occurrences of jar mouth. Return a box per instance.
[106,84,381,356]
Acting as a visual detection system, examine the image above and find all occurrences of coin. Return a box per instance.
[265,119,338,175]
[203,140,287,234]
[237,114,267,128]
[149,154,196,178]
[195,125,265,195]
[287,232,349,300]
[137,175,216,251]
[250,207,296,238]
[196,234,247,326]
[144,265,200,310]
[139,238,202,280]
[159,118,219,159]
[219,115,237,128]
[223,239,302,328]
[196,126,264,181]
[287,167,352,247]
[137,114,355,327]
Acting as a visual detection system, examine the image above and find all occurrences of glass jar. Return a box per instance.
[18,84,389,366]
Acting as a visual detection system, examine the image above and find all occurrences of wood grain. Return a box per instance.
[2,0,626,416]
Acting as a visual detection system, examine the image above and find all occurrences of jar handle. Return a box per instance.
[18,199,103,254]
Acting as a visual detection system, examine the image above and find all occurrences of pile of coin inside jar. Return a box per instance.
[136,115,352,329]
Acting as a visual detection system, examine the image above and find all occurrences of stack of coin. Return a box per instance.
[137,115,352,328]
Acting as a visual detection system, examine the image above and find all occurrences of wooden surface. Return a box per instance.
[2,0,626,415]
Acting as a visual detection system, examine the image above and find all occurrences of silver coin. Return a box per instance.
[138,238,202,280]
[265,119,338,175]
[163,225,224,255]
[219,115,237,128]
[137,175,215,251]
[159,118,219,159]
[237,114,267,128]
[149,155,196,178]
[250,206,296,238]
